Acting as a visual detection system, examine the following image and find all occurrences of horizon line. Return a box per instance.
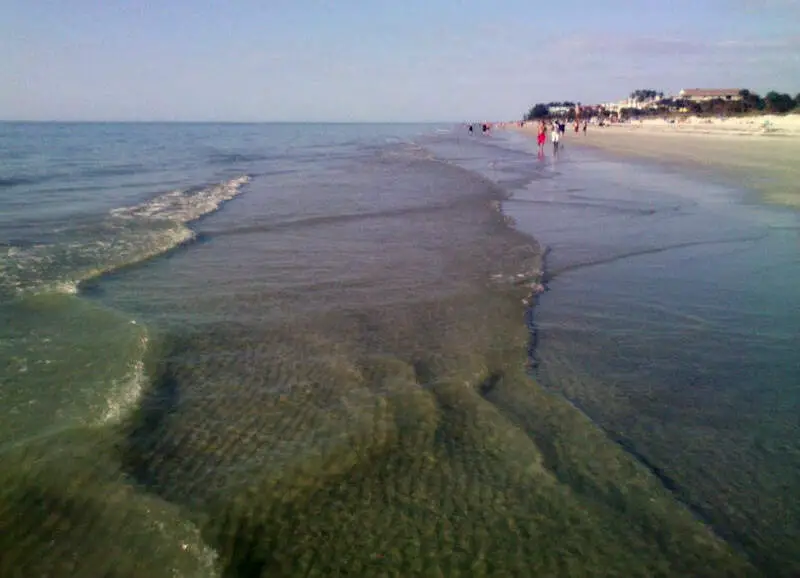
[0,119,471,125]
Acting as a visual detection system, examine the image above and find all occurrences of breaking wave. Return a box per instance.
[0,176,250,434]
[111,176,249,222]
[1,176,249,295]
[101,329,149,424]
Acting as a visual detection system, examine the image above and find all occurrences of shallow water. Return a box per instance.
[0,122,788,576]
[496,131,800,575]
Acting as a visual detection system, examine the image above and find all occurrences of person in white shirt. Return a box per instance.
[551,126,561,153]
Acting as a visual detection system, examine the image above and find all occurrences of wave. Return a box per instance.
[0,164,146,190]
[0,293,153,449]
[0,176,248,436]
[82,163,148,179]
[206,151,273,165]
[0,239,45,248]
[0,176,40,189]
[376,142,436,162]
[200,203,456,238]
[545,234,767,281]
[1,176,249,295]
[0,171,216,436]
[111,175,249,223]
[102,329,149,423]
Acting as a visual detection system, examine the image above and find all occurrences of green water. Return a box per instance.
[1,285,754,577]
[0,123,770,576]
[0,294,147,449]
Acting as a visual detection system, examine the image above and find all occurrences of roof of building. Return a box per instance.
[679,88,742,97]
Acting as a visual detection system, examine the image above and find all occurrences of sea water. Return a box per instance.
[492,131,800,575]
[1,122,793,576]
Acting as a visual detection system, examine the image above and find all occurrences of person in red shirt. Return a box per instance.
[537,121,546,156]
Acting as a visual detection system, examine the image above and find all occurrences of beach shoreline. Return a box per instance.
[1,121,784,577]
[501,119,800,575]
[511,118,800,208]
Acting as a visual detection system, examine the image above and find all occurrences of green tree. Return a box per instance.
[764,91,794,113]
[524,104,550,120]
[739,89,764,112]
[630,89,660,102]
[685,101,702,115]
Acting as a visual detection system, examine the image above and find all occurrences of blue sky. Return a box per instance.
[2,0,799,121]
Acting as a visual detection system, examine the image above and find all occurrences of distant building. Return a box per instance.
[678,89,743,102]
[602,99,630,113]
[548,105,572,115]
[602,97,662,113]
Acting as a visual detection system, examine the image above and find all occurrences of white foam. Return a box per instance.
[43,280,79,295]
[2,176,248,294]
[111,175,250,223]
[101,331,149,424]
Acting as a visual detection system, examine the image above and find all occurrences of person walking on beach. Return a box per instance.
[551,125,560,153]
[582,121,588,135]
[537,121,546,156]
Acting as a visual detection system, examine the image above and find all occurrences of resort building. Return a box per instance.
[678,89,743,102]
[601,97,664,113]
[548,105,573,115]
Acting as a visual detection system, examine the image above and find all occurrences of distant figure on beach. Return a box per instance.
[551,125,560,153]
[537,121,546,155]
[582,121,588,135]
[468,124,473,134]
[559,121,566,135]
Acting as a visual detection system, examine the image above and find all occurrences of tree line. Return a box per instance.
[629,89,664,101]
[737,90,798,114]
[524,103,583,121]
[524,89,800,121]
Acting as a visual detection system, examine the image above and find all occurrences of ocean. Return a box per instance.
[0,122,797,577]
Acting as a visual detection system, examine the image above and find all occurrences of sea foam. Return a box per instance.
[1,176,250,295]
[111,175,250,223]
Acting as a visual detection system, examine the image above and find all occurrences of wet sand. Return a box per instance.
[523,124,800,208]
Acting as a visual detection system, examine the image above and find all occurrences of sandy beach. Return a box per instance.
[517,115,800,208]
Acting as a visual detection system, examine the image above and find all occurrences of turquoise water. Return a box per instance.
[0,122,794,576]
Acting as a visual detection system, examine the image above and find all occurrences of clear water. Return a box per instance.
[1,122,795,576]
[494,131,800,574]
[0,123,438,441]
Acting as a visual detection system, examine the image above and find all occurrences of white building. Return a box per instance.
[603,97,661,113]
[678,89,742,102]
[548,105,572,115]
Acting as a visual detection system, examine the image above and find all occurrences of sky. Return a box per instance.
[2,0,799,122]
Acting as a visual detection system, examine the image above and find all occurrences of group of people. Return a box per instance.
[536,119,588,155]
[464,118,589,157]
[467,123,492,134]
